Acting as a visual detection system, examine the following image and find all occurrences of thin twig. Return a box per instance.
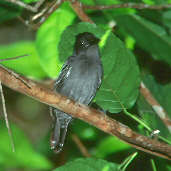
[83,3,171,10]
[71,134,91,157]
[0,54,29,62]
[25,0,64,29]
[0,65,171,160]
[0,81,15,152]
[34,0,64,27]
[140,82,171,133]
[4,0,46,12]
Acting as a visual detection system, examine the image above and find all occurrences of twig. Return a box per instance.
[140,82,171,133]
[22,0,64,30]
[4,0,46,12]
[0,81,15,152]
[71,134,91,157]
[0,54,29,62]
[32,0,64,28]
[0,65,171,160]
[83,3,171,10]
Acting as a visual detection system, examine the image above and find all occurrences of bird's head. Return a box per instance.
[75,32,100,54]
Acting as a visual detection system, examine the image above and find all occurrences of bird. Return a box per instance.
[50,32,103,153]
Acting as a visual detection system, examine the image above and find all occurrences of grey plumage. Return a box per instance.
[50,32,103,153]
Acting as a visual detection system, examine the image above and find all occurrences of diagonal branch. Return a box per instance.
[69,0,94,24]
[140,82,171,133]
[0,65,171,160]
[4,0,46,12]
[83,3,171,10]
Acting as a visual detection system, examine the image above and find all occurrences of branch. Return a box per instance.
[71,134,91,157]
[4,0,46,12]
[0,65,171,160]
[69,0,94,24]
[83,3,171,10]
[140,82,171,133]
[0,81,15,152]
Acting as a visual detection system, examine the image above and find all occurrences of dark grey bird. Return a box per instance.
[50,32,103,153]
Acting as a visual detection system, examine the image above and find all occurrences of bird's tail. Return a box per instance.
[50,108,72,153]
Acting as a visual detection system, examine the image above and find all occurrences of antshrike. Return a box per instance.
[50,32,103,153]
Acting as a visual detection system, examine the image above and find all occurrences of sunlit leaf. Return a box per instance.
[0,41,47,79]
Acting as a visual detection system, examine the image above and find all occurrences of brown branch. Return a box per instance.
[0,81,15,152]
[140,82,171,133]
[4,0,46,12]
[69,0,94,24]
[0,65,171,160]
[83,3,171,10]
[28,0,64,29]
[71,134,91,157]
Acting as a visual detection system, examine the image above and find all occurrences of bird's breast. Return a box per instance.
[60,58,101,104]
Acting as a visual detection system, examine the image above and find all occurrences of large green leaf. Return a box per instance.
[0,121,52,169]
[53,158,119,171]
[114,14,171,66]
[58,22,140,113]
[0,41,47,79]
[96,30,140,113]
[36,2,76,78]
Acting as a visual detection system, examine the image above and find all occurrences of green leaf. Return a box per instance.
[0,41,47,79]
[22,0,39,3]
[0,2,22,23]
[36,2,76,78]
[162,10,171,28]
[59,22,140,113]
[114,14,171,65]
[96,30,140,113]
[95,136,131,158]
[0,121,52,169]
[53,158,119,171]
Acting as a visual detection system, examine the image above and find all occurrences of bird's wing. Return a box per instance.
[53,56,74,90]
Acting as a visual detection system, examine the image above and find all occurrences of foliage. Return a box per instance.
[0,0,171,171]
